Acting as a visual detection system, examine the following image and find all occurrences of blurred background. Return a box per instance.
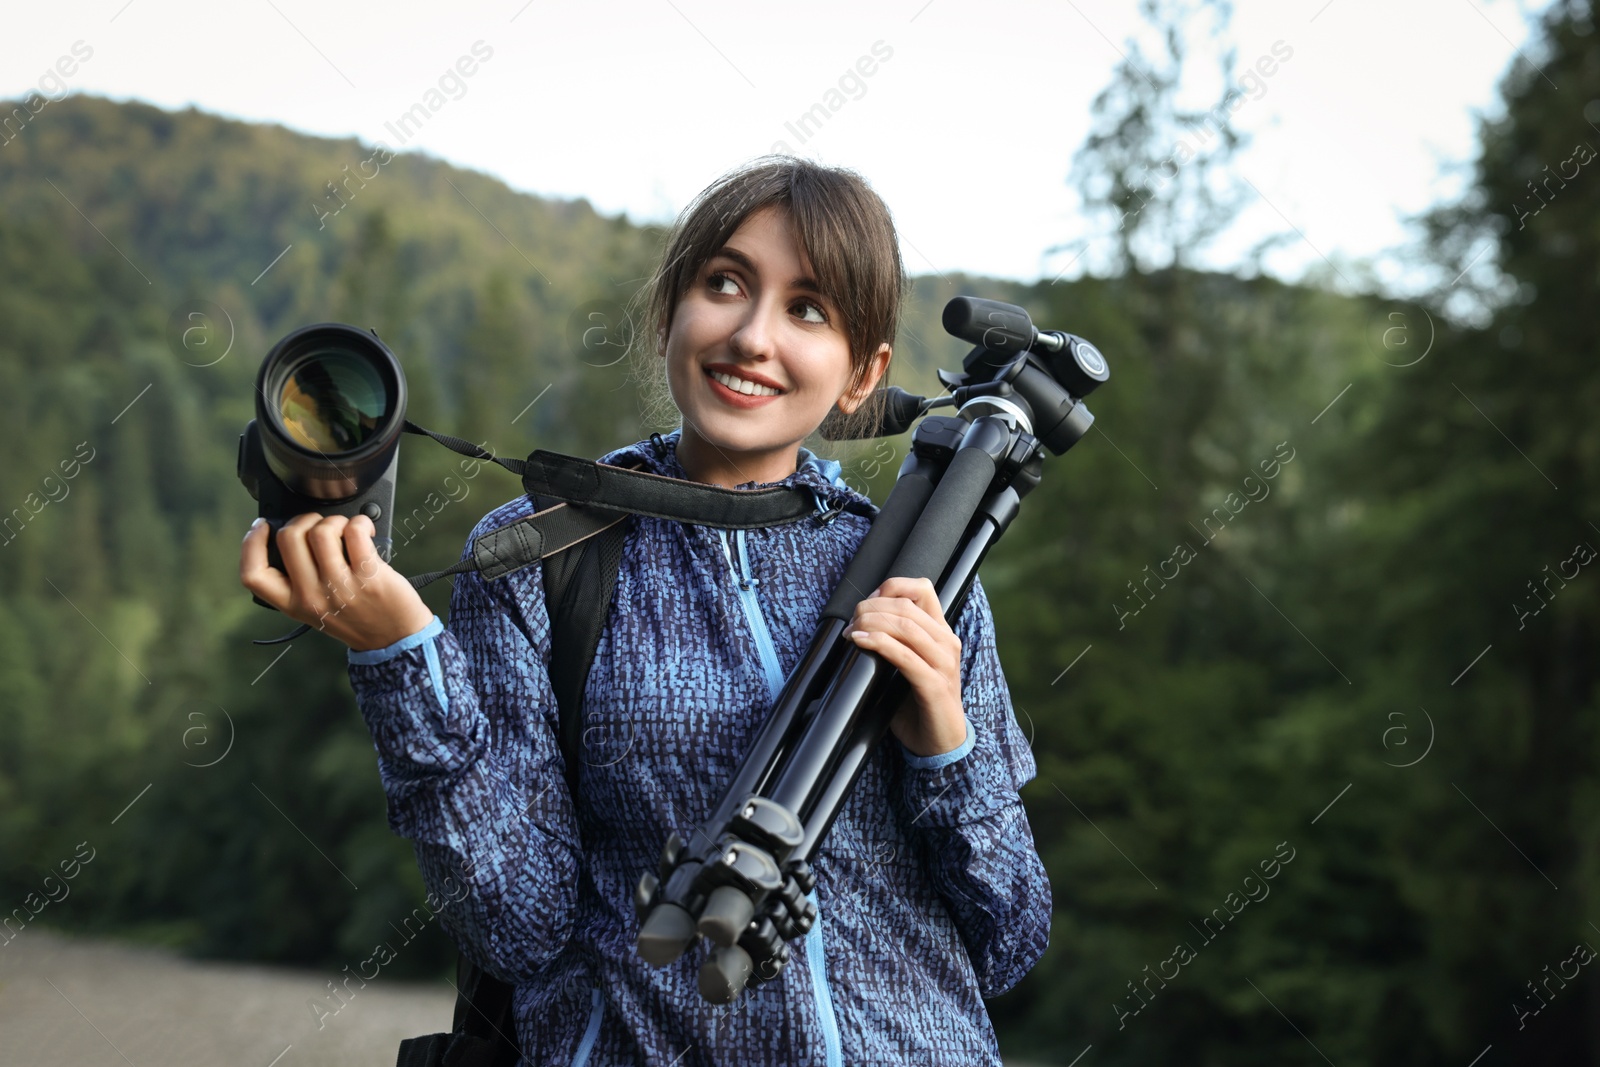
[1,0,1596,1063]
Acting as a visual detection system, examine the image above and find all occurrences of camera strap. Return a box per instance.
[399,421,870,588]
[254,422,872,645]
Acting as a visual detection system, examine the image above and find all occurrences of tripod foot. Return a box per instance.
[698,884,756,948]
[636,902,697,966]
[699,944,753,1004]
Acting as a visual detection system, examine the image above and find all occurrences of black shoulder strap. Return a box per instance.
[391,441,859,596]
[403,421,859,529]
[264,425,871,647]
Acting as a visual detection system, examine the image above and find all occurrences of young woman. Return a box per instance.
[241,157,1050,1065]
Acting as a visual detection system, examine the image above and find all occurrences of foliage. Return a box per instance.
[0,6,1596,1054]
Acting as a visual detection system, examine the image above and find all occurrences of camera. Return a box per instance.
[236,323,407,607]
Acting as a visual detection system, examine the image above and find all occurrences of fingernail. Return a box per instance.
[851,630,869,641]
[245,517,263,539]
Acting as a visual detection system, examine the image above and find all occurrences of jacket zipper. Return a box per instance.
[571,985,603,1066]
[717,526,845,1067]
[719,527,787,696]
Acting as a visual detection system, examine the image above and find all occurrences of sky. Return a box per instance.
[2,0,1554,298]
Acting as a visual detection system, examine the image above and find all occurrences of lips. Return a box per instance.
[704,365,784,409]
[704,364,787,395]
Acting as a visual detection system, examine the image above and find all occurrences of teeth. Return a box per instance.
[710,370,781,397]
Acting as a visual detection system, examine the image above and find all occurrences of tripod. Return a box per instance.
[632,296,1110,1003]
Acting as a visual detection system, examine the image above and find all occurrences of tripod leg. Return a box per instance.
[637,902,698,967]
[698,884,756,948]
[791,487,1013,861]
[699,944,753,1004]
[764,419,1014,825]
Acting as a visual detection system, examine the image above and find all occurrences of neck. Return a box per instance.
[674,426,801,488]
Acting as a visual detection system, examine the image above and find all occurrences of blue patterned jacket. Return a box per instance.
[346,429,1051,1066]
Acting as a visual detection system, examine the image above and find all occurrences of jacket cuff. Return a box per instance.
[348,615,444,664]
[899,715,974,769]
[898,718,1019,831]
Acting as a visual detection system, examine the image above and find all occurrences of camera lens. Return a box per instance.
[254,324,407,501]
[276,348,389,452]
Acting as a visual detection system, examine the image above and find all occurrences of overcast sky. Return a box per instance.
[3,0,1550,297]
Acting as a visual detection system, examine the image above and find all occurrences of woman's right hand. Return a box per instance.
[240,512,436,653]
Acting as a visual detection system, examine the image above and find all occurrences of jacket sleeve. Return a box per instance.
[893,572,1052,998]
[345,522,581,985]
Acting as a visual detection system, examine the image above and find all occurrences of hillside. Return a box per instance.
[7,73,1596,1064]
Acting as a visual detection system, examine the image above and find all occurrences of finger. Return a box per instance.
[855,578,935,626]
[849,624,952,695]
[343,515,386,586]
[306,515,357,605]
[851,595,913,636]
[877,576,944,618]
[240,520,292,607]
[274,512,330,609]
[851,609,959,675]
[852,595,958,659]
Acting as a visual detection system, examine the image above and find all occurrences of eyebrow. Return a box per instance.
[709,246,826,297]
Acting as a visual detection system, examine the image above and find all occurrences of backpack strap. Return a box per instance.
[533,490,634,792]
[404,479,635,1067]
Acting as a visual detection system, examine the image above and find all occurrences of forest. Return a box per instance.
[1,2,1597,1063]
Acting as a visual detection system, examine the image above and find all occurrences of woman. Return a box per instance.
[241,156,1050,1065]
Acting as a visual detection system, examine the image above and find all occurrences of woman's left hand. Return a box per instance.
[848,576,968,759]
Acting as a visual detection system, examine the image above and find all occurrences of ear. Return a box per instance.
[836,343,892,415]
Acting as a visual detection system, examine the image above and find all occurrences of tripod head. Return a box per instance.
[821,296,1108,456]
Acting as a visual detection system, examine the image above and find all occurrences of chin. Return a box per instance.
[693,419,789,453]
[675,393,778,440]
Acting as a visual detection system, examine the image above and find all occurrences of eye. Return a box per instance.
[707,271,741,297]
[794,299,828,325]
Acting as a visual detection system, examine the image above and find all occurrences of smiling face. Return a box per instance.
[662,205,890,489]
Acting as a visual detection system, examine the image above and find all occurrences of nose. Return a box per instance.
[728,297,781,361]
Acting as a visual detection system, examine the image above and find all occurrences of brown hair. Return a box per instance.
[628,155,905,446]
